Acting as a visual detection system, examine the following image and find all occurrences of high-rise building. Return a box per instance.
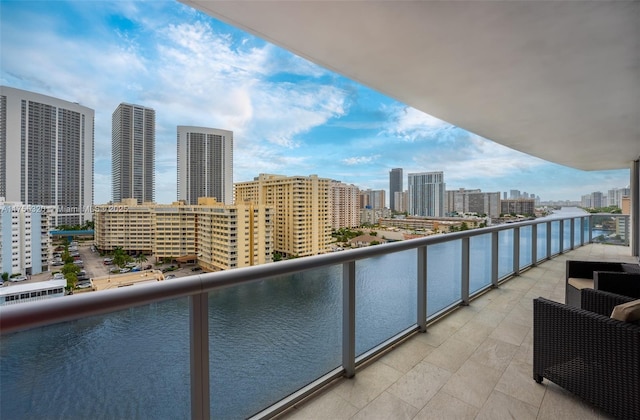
[389,168,403,211]
[0,86,94,226]
[590,191,604,209]
[394,190,408,213]
[329,181,359,229]
[177,126,233,205]
[360,189,386,209]
[235,174,331,258]
[0,199,57,276]
[112,103,155,203]
[408,171,445,217]
[446,188,500,218]
[608,187,631,208]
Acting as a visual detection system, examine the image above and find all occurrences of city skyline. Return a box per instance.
[0,1,630,204]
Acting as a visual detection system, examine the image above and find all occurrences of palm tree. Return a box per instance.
[135,254,148,267]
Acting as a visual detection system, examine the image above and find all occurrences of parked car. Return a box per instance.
[119,268,130,273]
[77,282,92,289]
[53,273,65,280]
[191,267,202,272]
[9,275,27,282]
[164,274,176,280]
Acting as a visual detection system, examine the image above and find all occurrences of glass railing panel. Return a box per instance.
[470,233,492,294]
[0,298,191,419]
[573,218,582,246]
[498,230,514,279]
[590,214,630,246]
[562,220,572,251]
[519,226,533,268]
[428,240,462,316]
[356,249,417,354]
[208,265,342,419]
[537,222,548,261]
[550,220,560,255]
[584,216,590,242]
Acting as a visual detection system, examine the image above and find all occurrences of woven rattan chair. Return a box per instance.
[565,260,640,307]
[533,289,640,419]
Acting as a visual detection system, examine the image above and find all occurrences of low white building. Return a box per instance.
[0,198,56,276]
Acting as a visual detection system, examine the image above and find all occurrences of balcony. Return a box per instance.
[1,214,636,419]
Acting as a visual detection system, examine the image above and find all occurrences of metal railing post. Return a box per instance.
[587,215,593,243]
[342,261,356,378]
[531,223,538,265]
[513,227,520,276]
[546,221,552,259]
[559,219,564,253]
[570,218,575,250]
[190,292,210,420]
[579,217,585,246]
[461,237,470,305]
[417,246,427,332]
[491,231,499,287]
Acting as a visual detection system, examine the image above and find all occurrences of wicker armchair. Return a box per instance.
[565,260,640,307]
[533,289,640,420]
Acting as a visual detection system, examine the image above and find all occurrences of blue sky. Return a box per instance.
[0,1,630,205]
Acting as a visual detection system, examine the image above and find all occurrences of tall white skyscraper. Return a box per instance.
[0,86,94,226]
[408,171,445,217]
[177,126,233,205]
[112,103,155,204]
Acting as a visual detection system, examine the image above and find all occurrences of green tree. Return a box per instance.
[1,272,8,282]
[112,247,132,268]
[135,253,148,266]
[66,272,78,290]
[370,240,380,246]
[273,252,282,262]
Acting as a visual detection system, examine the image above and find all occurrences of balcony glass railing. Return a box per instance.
[0,212,609,419]
[590,213,630,246]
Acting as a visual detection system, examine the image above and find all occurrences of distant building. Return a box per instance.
[500,199,535,216]
[389,168,403,211]
[330,181,359,229]
[112,103,155,203]
[394,190,408,213]
[0,199,56,276]
[581,194,592,208]
[608,187,630,208]
[349,234,387,248]
[360,189,386,209]
[590,191,604,209]
[94,197,272,271]
[408,171,445,217]
[235,174,331,258]
[177,126,233,205]
[380,216,484,233]
[0,85,94,226]
[360,207,391,225]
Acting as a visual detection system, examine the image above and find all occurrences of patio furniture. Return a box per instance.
[533,289,640,420]
[565,260,640,307]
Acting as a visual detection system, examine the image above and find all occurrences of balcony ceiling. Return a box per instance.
[181,1,639,171]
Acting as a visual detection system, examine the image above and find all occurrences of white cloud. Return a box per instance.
[382,105,453,142]
[342,155,381,165]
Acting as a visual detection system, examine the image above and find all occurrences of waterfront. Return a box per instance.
[0,211,585,419]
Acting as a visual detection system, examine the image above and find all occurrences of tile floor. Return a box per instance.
[280,244,637,420]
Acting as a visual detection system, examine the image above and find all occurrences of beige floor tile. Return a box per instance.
[350,391,418,420]
[280,389,358,420]
[386,360,451,410]
[332,360,403,409]
[419,320,459,348]
[440,359,502,408]
[413,391,477,420]
[494,359,545,408]
[475,390,539,420]
[489,318,531,346]
[423,337,478,373]
[378,335,435,373]
[468,337,518,372]
[451,320,494,346]
[472,307,507,328]
[537,381,615,420]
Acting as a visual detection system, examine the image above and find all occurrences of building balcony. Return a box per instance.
[1,213,637,419]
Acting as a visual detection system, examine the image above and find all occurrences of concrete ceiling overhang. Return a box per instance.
[181,0,639,171]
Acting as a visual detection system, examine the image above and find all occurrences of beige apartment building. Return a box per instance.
[94,197,272,271]
[329,181,360,229]
[235,174,331,258]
